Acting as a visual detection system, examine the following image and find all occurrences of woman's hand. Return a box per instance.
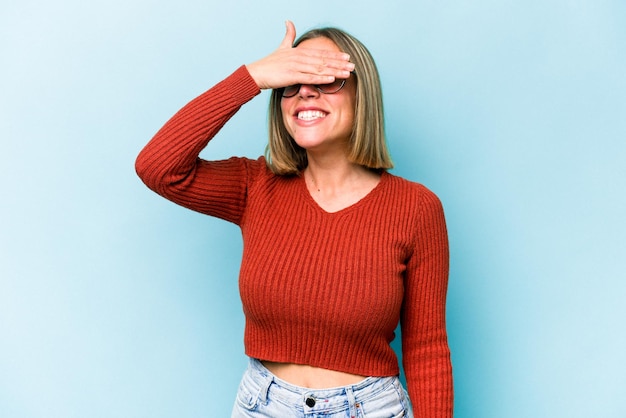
[246,21,355,90]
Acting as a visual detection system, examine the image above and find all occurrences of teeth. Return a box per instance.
[298,110,327,121]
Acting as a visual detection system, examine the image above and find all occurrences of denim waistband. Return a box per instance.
[245,358,400,413]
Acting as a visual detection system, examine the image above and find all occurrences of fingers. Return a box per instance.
[291,50,354,78]
[280,20,350,68]
[247,21,354,89]
[279,20,296,49]
[314,47,351,64]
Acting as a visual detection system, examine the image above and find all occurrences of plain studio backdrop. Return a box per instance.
[1,1,624,417]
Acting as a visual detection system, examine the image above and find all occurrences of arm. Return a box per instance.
[135,21,355,223]
[401,189,453,417]
[135,66,261,223]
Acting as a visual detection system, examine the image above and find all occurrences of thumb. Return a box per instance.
[278,20,296,49]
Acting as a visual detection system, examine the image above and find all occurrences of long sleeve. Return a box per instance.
[401,189,453,417]
[135,65,262,224]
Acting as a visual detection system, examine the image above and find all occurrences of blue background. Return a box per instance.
[1,1,625,417]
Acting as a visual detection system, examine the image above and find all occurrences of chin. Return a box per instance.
[292,136,326,150]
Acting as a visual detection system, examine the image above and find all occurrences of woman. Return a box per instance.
[136,21,453,417]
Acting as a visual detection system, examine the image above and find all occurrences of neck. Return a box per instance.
[301,154,382,213]
[305,155,352,189]
[304,154,379,194]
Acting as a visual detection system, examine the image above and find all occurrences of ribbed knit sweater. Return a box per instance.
[135,66,453,416]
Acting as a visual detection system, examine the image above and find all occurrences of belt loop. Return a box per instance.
[257,372,273,404]
[345,386,357,417]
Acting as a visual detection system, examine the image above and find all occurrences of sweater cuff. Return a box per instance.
[227,65,262,104]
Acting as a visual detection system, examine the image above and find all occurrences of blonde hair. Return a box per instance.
[266,27,393,175]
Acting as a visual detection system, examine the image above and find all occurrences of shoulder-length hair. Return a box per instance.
[265,27,393,175]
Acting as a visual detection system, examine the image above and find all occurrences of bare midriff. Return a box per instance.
[261,361,368,389]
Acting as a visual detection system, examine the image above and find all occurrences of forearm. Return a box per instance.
[403,335,453,417]
[135,65,260,196]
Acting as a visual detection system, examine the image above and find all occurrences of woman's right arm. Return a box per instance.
[135,21,354,222]
[135,66,262,223]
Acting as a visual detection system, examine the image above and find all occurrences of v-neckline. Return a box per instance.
[297,171,389,215]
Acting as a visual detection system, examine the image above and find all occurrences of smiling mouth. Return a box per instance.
[297,110,327,121]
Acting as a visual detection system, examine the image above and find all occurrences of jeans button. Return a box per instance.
[305,397,316,407]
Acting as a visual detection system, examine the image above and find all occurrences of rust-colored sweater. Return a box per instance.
[135,66,453,416]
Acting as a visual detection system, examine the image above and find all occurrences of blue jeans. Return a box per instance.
[231,358,413,417]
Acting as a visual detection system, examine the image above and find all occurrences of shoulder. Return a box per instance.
[383,171,444,210]
[381,172,446,234]
[383,173,448,253]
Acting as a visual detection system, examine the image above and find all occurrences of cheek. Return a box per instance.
[281,113,294,136]
[280,101,294,132]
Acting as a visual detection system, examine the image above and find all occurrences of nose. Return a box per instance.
[297,84,320,98]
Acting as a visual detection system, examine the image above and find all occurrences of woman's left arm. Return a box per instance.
[401,188,454,417]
